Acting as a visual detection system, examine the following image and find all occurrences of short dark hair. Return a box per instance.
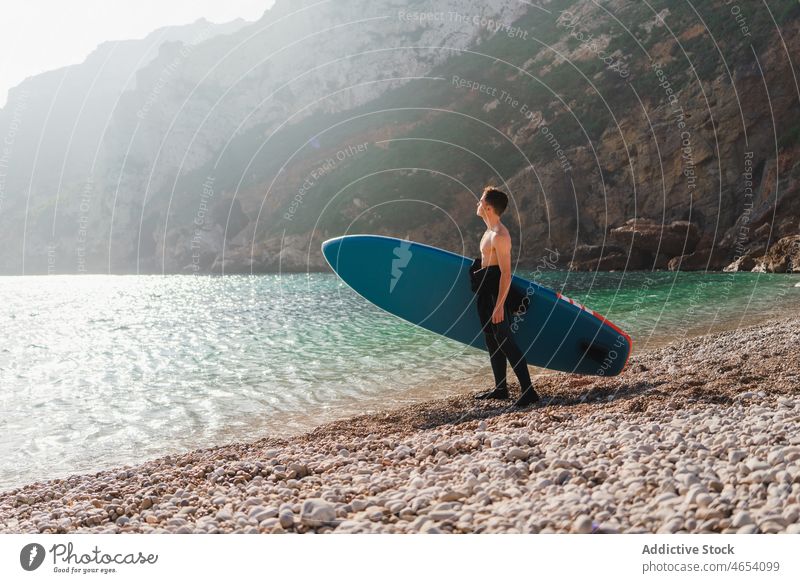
[482,186,508,215]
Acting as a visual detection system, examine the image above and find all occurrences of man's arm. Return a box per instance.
[491,234,512,324]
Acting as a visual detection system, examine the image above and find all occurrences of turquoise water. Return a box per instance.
[537,270,800,351]
[1,271,798,490]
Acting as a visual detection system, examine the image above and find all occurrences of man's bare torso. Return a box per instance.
[479,224,510,267]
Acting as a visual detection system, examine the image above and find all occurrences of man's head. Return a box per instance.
[477,186,508,219]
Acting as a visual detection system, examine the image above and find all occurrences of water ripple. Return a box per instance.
[0,271,798,489]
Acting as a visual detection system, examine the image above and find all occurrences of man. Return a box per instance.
[470,186,540,408]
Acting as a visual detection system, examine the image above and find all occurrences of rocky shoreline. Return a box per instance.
[1,317,799,534]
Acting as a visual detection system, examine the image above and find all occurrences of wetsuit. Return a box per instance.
[469,256,535,396]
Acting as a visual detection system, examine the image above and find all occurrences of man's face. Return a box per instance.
[477,194,489,218]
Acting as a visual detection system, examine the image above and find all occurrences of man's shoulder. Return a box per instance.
[489,226,511,244]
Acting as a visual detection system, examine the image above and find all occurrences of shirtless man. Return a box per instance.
[471,186,539,408]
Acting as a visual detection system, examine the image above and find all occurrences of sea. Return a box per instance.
[1,270,799,490]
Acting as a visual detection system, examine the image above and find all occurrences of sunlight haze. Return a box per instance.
[0,0,274,108]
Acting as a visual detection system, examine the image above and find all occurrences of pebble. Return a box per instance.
[695,493,713,508]
[745,458,770,472]
[365,506,385,521]
[759,520,785,534]
[658,517,683,534]
[572,515,593,534]
[279,510,294,529]
[250,507,276,523]
[731,511,753,528]
[440,490,467,502]
[554,470,571,485]
[216,508,232,521]
[728,450,747,464]
[506,448,529,461]
[300,499,335,526]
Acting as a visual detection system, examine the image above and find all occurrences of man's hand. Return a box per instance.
[491,304,504,324]
[491,232,512,325]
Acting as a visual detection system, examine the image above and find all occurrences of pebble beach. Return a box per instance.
[1,316,798,534]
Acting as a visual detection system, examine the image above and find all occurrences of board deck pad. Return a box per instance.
[322,235,632,376]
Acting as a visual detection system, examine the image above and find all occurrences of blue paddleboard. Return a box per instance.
[322,235,632,376]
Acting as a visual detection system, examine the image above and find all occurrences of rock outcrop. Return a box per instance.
[724,234,800,273]
[569,219,701,271]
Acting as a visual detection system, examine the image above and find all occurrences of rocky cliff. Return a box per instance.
[1,0,798,274]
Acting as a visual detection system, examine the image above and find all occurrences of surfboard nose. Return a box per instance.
[321,236,345,269]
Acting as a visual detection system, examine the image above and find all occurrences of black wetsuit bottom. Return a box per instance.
[471,263,534,394]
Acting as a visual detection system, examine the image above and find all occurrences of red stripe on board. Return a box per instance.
[557,290,633,374]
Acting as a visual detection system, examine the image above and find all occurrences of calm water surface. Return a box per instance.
[1,270,798,489]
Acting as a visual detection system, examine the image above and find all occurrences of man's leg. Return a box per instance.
[474,328,510,399]
[491,314,540,407]
[474,294,509,400]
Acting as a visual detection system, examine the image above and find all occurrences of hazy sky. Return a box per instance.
[0,0,275,108]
